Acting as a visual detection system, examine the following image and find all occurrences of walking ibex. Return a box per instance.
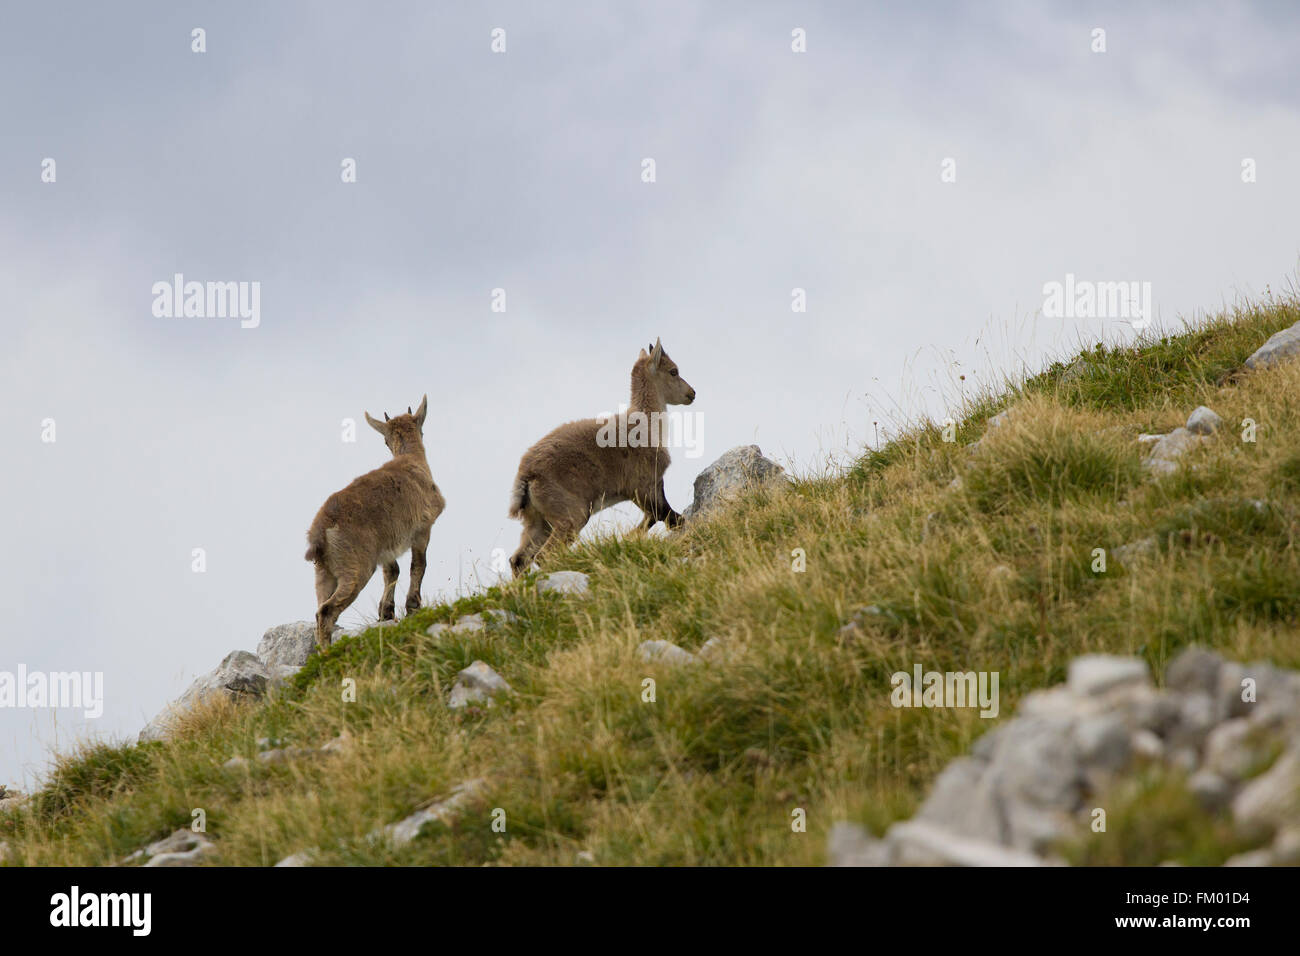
[305,396,445,649]
[507,339,695,576]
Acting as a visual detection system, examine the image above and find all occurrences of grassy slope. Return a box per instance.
[6,295,1300,866]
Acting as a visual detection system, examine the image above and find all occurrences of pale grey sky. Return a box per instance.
[2,1,1298,788]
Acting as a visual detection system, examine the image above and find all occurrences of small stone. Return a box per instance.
[222,756,250,771]
[448,661,513,709]
[1203,719,1258,780]
[1165,692,1218,751]
[1073,715,1132,772]
[1185,406,1222,435]
[1232,747,1300,831]
[1112,536,1158,566]
[1131,730,1165,761]
[536,571,589,596]
[1271,827,1300,865]
[133,830,217,867]
[379,779,489,847]
[1061,357,1090,383]
[1223,849,1274,867]
[886,820,1050,867]
[1187,770,1231,813]
[1067,656,1150,697]
[637,640,697,666]
[1148,427,1202,464]
[320,732,353,756]
[1166,647,1222,696]
[826,822,893,867]
[274,850,316,867]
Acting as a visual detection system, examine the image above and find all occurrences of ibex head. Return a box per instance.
[640,338,696,406]
[364,395,428,456]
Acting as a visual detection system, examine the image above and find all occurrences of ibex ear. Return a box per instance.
[414,394,428,427]
[364,412,388,435]
[648,337,664,369]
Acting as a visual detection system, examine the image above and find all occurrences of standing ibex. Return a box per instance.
[305,396,445,650]
[507,338,696,576]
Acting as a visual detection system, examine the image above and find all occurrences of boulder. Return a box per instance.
[256,622,319,670]
[139,650,271,743]
[829,649,1300,866]
[1244,321,1300,370]
[683,445,786,520]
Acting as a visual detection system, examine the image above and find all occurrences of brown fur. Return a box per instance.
[305,396,446,649]
[508,339,696,576]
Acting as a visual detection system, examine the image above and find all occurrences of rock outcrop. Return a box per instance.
[829,649,1300,866]
[139,650,271,743]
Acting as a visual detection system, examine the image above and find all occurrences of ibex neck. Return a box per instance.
[391,438,429,463]
[629,362,665,415]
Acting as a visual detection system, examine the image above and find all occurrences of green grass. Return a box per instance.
[4,294,1300,866]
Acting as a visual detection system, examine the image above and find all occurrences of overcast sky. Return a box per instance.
[2,1,1297,788]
